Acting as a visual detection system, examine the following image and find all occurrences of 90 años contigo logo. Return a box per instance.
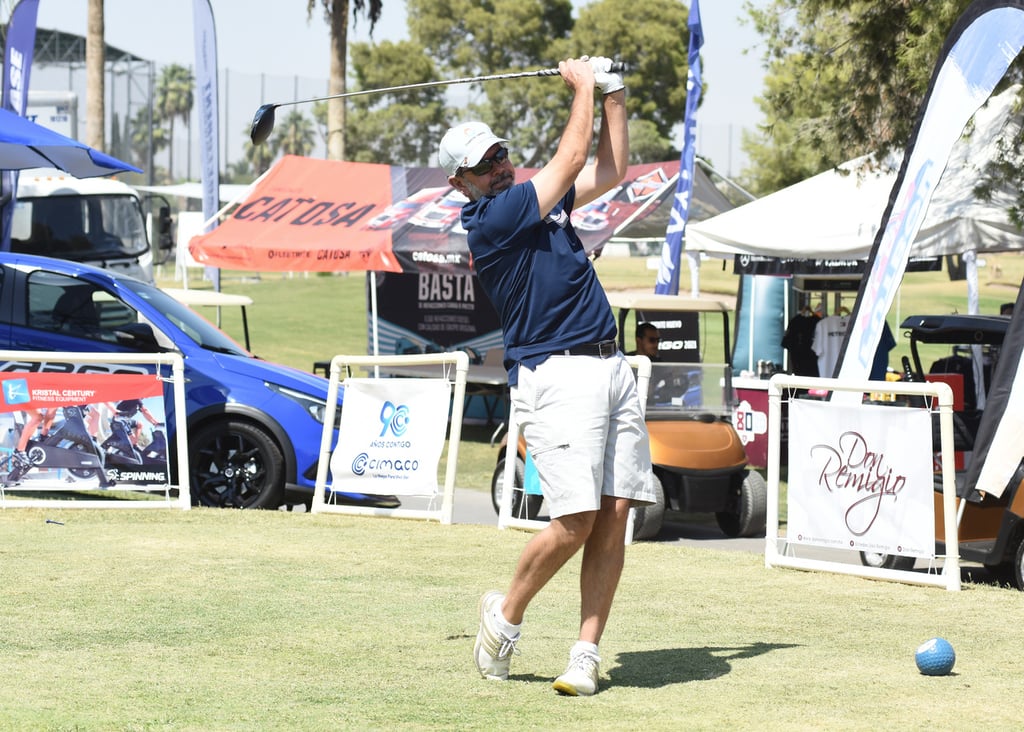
[810,431,909,536]
[351,400,418,477]
[378,400,410,437]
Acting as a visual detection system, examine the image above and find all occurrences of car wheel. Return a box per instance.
[859,551,916,571]
[716,469,768,538]
[490,454,543,520]
[631,472,666,541]
[189,420,284,509]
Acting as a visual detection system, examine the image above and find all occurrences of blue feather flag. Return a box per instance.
[655,0,703,295]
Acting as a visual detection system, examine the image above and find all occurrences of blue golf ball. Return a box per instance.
[915,637,956,676]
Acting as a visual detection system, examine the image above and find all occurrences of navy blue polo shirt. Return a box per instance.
[462,180,616,386]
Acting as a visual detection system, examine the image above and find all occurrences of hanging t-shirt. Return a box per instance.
[782,312,820,376]
[813,314,849,378]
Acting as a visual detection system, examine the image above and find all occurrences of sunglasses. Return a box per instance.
[461,146,509,177]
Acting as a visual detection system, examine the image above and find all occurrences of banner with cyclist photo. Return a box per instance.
[0,372,167,489]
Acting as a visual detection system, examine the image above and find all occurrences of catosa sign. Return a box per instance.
[190,155,401,272]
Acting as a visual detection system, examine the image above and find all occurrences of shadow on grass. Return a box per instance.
[607,643,800,687]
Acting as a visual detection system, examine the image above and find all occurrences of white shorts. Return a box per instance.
[510,353,655,519]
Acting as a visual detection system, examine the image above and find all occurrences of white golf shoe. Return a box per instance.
[552,649,600,696]
[474,590,520,681]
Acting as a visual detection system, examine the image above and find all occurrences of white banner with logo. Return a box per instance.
[787,400,934,557]
[330,378,450,496]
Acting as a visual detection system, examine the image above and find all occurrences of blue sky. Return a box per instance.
[21,0,767,178]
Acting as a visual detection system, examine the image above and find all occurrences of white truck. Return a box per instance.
[7,168,171,284]
[25,90,78,139]
[13,92,171,284]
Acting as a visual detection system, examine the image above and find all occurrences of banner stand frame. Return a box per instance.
[765,374,960,591]
[311,352,469,523]
[0,350,189,510]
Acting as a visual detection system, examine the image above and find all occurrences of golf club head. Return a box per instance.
[250,104,277,146]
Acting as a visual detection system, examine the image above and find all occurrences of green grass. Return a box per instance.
[2,258,1020,728]
[0,508,1021,730]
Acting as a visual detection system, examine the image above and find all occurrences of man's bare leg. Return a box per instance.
[577,495,630,644]
[501,510,597,624]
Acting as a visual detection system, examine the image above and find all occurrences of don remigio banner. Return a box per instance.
[786,399,934,559]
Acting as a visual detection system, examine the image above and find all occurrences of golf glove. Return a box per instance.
[590,56,624,95]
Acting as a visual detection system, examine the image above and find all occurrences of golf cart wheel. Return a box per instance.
[715,469,768,538]
[490,455,543,520]
[631,472,666,541]
[859,551,915,571]
[1012,539,1024,591]
[189,419,285,509]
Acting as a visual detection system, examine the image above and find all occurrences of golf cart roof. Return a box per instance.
[162,288,254,308]
[604,292,732,313]
[162,288,254,351]
[899,313,1009,345]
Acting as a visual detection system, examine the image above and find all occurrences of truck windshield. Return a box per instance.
[10,194,150,261]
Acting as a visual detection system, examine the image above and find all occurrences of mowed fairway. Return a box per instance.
[3,257,1018,728]
[2,507,1023,730]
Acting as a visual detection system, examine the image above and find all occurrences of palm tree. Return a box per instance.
[85,0,105,150]
[128,107,169,181]
[272,110,317,158]
[243,124,275,176]
[155,64,195,181]
[306,0,383,160]
[223,158,255,184]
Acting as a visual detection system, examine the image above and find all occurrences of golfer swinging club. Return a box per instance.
[438,55,655,696]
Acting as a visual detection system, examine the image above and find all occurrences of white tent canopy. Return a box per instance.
[686,85,1024,260]
[134,181,254,203]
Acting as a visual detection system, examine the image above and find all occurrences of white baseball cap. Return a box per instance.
[438,121,509,177]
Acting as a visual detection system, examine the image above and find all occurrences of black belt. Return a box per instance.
[559,340,619,358]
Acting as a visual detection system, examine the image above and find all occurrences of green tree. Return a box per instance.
[571,0,690,142]
[405,0,688,167]
[154,64,195,181]
[343,39,449,165]
[272,110,317,158]
[223,158,255,184]
[740,0,994,192]
[306,0,384,160]
[128,107,168,180]
[243,123,275,176]
[407,0,574,167]
[628,119,676,164]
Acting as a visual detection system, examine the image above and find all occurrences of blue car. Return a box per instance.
[0,251,376,509]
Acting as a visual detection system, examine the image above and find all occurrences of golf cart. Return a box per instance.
[859,313,1024,589]
[490,292,767,541]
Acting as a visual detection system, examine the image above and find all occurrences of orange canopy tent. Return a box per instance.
[188,155,697,275]
[189,155,405,273]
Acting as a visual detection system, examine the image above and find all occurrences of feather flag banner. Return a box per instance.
[655,0,703,295]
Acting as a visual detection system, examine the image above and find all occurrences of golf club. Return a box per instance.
[250,61,628,145]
